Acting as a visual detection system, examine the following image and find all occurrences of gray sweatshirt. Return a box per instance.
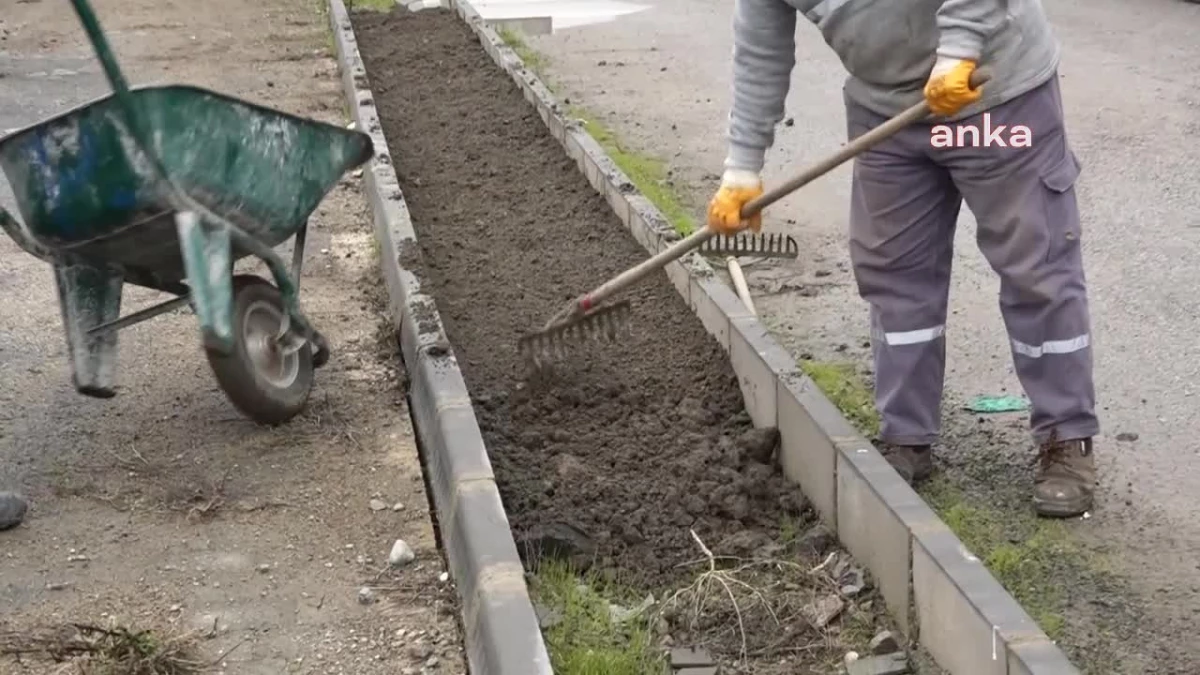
[726,0,1062,172]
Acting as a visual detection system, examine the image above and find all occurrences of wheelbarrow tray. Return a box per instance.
[0,84,373,288]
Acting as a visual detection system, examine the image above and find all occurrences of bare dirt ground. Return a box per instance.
[0,1,465,673]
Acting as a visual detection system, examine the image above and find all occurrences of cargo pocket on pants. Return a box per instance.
[1039,149,1083,263]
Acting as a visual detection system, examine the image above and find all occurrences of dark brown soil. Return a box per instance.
[351,9,810,592]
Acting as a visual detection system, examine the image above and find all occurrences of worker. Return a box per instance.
[707,0,1098,518]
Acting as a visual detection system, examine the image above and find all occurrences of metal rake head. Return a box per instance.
[518,301,632,373]
[698,232,799,259]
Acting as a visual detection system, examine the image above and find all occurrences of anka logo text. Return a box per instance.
[930,113,1032,148]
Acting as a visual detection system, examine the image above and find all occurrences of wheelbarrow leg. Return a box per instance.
[175,211,235,355]
[225,222,330,368]
[283,221,328,365]
[53,260,123,398]
[291,219,308,295]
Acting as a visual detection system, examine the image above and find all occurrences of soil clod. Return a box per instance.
[847,652,911,675]
[869,629,901,655]
[796,524,837,557]
[516,522,597,568]
[358,587,378,605]
[801,593,846,628]
[0,491,28,530]
[734,426,780,465]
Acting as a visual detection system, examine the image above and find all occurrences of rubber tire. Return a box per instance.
[205,275,314,425]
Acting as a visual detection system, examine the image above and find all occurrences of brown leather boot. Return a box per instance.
[1033,436,1096,518]
[877,444,933,485]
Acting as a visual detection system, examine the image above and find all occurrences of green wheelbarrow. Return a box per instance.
[0,0,374,425]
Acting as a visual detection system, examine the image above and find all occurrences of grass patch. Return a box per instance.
[344,0,398,10]
[798,360,879,438]
[919,478,1076,640]
[495,27,696,235]
[572,113,697,235]
[796,357,1103,644]
[530,560,664,675]
[496,27,550,76]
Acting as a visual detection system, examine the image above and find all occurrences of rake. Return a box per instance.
[697,232,800,260]
[698,232,800,315]
[518,70,989,372]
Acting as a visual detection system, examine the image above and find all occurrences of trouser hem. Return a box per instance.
[1032,423,1100,445]
[879,434,937,447]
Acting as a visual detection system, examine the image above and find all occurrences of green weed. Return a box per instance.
[798,360,879,438]
[496,26,550,75]
[572,113,697,235]
[344,0,397,10]
[920,478,1075,640]
[530,561,664,675]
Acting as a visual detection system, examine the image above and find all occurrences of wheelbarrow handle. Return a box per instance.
[68,0,178,196]
[741,68,993,218]
[68,0,139,138]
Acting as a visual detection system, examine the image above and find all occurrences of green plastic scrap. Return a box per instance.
[965,395,1029,413]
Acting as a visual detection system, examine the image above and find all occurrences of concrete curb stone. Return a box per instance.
[326,1,552,673]
[444,2,1084,673]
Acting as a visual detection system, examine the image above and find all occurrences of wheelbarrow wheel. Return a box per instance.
[205,275,314,425]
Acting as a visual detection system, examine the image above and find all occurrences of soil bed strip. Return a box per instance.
[333,0,1083,672]
[350,4,809,594]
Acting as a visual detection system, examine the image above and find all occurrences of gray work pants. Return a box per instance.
[846,75,1099,446]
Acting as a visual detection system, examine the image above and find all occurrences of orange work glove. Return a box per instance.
[923,57,983,117]
[706,169,763,235]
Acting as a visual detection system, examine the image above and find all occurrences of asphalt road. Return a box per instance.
[530,0,1200,623]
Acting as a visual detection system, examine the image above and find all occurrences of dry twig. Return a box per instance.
[661,530,857,665]
[0,622,210,675]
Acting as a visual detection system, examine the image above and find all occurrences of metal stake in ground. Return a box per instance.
[517,69,990,373]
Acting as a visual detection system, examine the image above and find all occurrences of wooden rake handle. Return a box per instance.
[575,68,992,314]
[741,68,991,218]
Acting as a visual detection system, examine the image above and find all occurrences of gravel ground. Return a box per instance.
[0,1,464,673]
